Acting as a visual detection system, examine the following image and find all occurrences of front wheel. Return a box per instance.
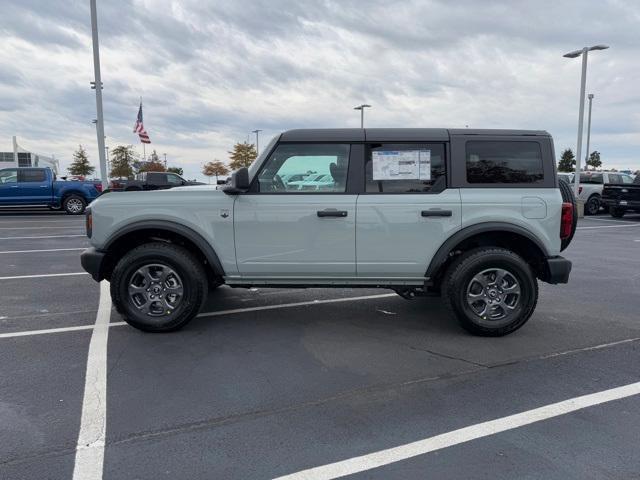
[442,247,538,337]
[110,242,208,332]
[610,207,625,218]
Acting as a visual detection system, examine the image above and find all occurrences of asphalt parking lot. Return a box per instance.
[1,209,639,480]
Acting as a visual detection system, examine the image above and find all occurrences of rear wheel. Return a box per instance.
[610,207,625,218]
[63,194,86,215]
[111,242,208,332]
[585,195,600,216]
[442,247,538,337]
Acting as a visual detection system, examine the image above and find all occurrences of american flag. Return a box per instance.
[133,103,151,144]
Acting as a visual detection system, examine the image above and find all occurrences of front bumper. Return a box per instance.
[543,256,572,284]
[80,247,107,282]
[602,198,640,210]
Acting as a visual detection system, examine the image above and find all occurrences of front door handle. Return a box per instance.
[317,209,348,218]
[421,209,452,217]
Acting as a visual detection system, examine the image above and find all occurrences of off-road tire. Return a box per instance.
[558,179,577,251]
[63,194,87,215]
[441,247,538,337]
[111,242,208,332]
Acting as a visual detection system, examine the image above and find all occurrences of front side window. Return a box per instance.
[365,143,446,193]
[0,169,17,184]
[257,143,350,193]
[466,141,544,184]
[167,174,183,185]
[621,175,634,184]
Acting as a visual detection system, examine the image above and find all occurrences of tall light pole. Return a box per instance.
[252,129,262,155]
[90,0,108,191]
[353,104,371,128]
[584,94,594,170]
[563,45,608,198]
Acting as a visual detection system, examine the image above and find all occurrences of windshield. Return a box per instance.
[248,135,279,181]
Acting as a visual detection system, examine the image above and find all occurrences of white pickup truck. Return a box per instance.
[572,171,636,215]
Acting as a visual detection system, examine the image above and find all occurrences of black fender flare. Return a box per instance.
[425,222,550,278]
[103,220,225,275]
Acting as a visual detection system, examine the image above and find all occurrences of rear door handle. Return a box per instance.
[421,209,452,217]
[317,209,348,218]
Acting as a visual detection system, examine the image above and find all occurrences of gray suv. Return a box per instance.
[81,129,575,336]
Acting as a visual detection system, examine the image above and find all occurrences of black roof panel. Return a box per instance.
[279,128,550,142]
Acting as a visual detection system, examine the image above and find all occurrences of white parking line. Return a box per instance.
[273,381,640,480]
[72,281,111,480]
[0,248,85,254]
[0,234,86,240]
[582,217,639,224]
[0,272,89,280]
[0,226,85,230]
[0,293,397,339]
[576,224,640,230]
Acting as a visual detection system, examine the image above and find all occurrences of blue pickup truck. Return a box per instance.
[0,167,101,214]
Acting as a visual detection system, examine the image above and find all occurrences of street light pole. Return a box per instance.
[563,44,608,199]
[353,104,371,128]
[252,129,262,155]
[90,0,108,191]
[585,94,594,170]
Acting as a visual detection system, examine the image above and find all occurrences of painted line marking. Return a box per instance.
[577,224,640,230]
[582,217,639,224]
[0,272,89,280]
[0,226,85,230]
[0,247,85,254]
[0,293,397,339]
[0,234,86,240]
[273,381,640,480]
[72,281,111,480]
[196,293,397,318]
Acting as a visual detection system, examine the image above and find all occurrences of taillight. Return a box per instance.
[86,208,93,238]
[95,183,103,193]
[560,202,573,240]
[578,186,583,195]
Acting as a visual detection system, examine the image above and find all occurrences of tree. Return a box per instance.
[228,142,257,170]
[558,148,576,172]
[68,145,95,177]
[110,145,136,179]
[167,167,183,176]
[202,160,229,183]
[134,149,166,173]
[586,151,602,170]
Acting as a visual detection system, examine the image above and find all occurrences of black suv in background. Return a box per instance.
[108,172,204,192]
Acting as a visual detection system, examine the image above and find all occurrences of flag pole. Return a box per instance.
[140,96,146,161]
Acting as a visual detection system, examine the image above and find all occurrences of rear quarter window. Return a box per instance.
[466,141,544,184]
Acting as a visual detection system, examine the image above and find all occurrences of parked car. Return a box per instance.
[108,171,204,192]
[563,171,635,215]
[557,173,574,184]
[601,174,640,217]
[81,128,575,337]
[0,167,101,214]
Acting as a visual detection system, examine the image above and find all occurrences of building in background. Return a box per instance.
[0,136,59,173]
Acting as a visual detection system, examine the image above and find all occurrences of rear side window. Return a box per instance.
[19,169,46,182]
[365,143,446,193]
[580,173,603,184]
[466,141,543,184]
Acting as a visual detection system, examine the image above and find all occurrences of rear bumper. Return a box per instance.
[80,247,107,282]
[542,256,572,284]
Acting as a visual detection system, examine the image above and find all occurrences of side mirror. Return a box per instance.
[223,167,250,194]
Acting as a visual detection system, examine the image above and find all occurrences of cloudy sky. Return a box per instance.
[1,0,639,179]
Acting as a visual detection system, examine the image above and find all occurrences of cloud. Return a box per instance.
[0,0,639,180]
